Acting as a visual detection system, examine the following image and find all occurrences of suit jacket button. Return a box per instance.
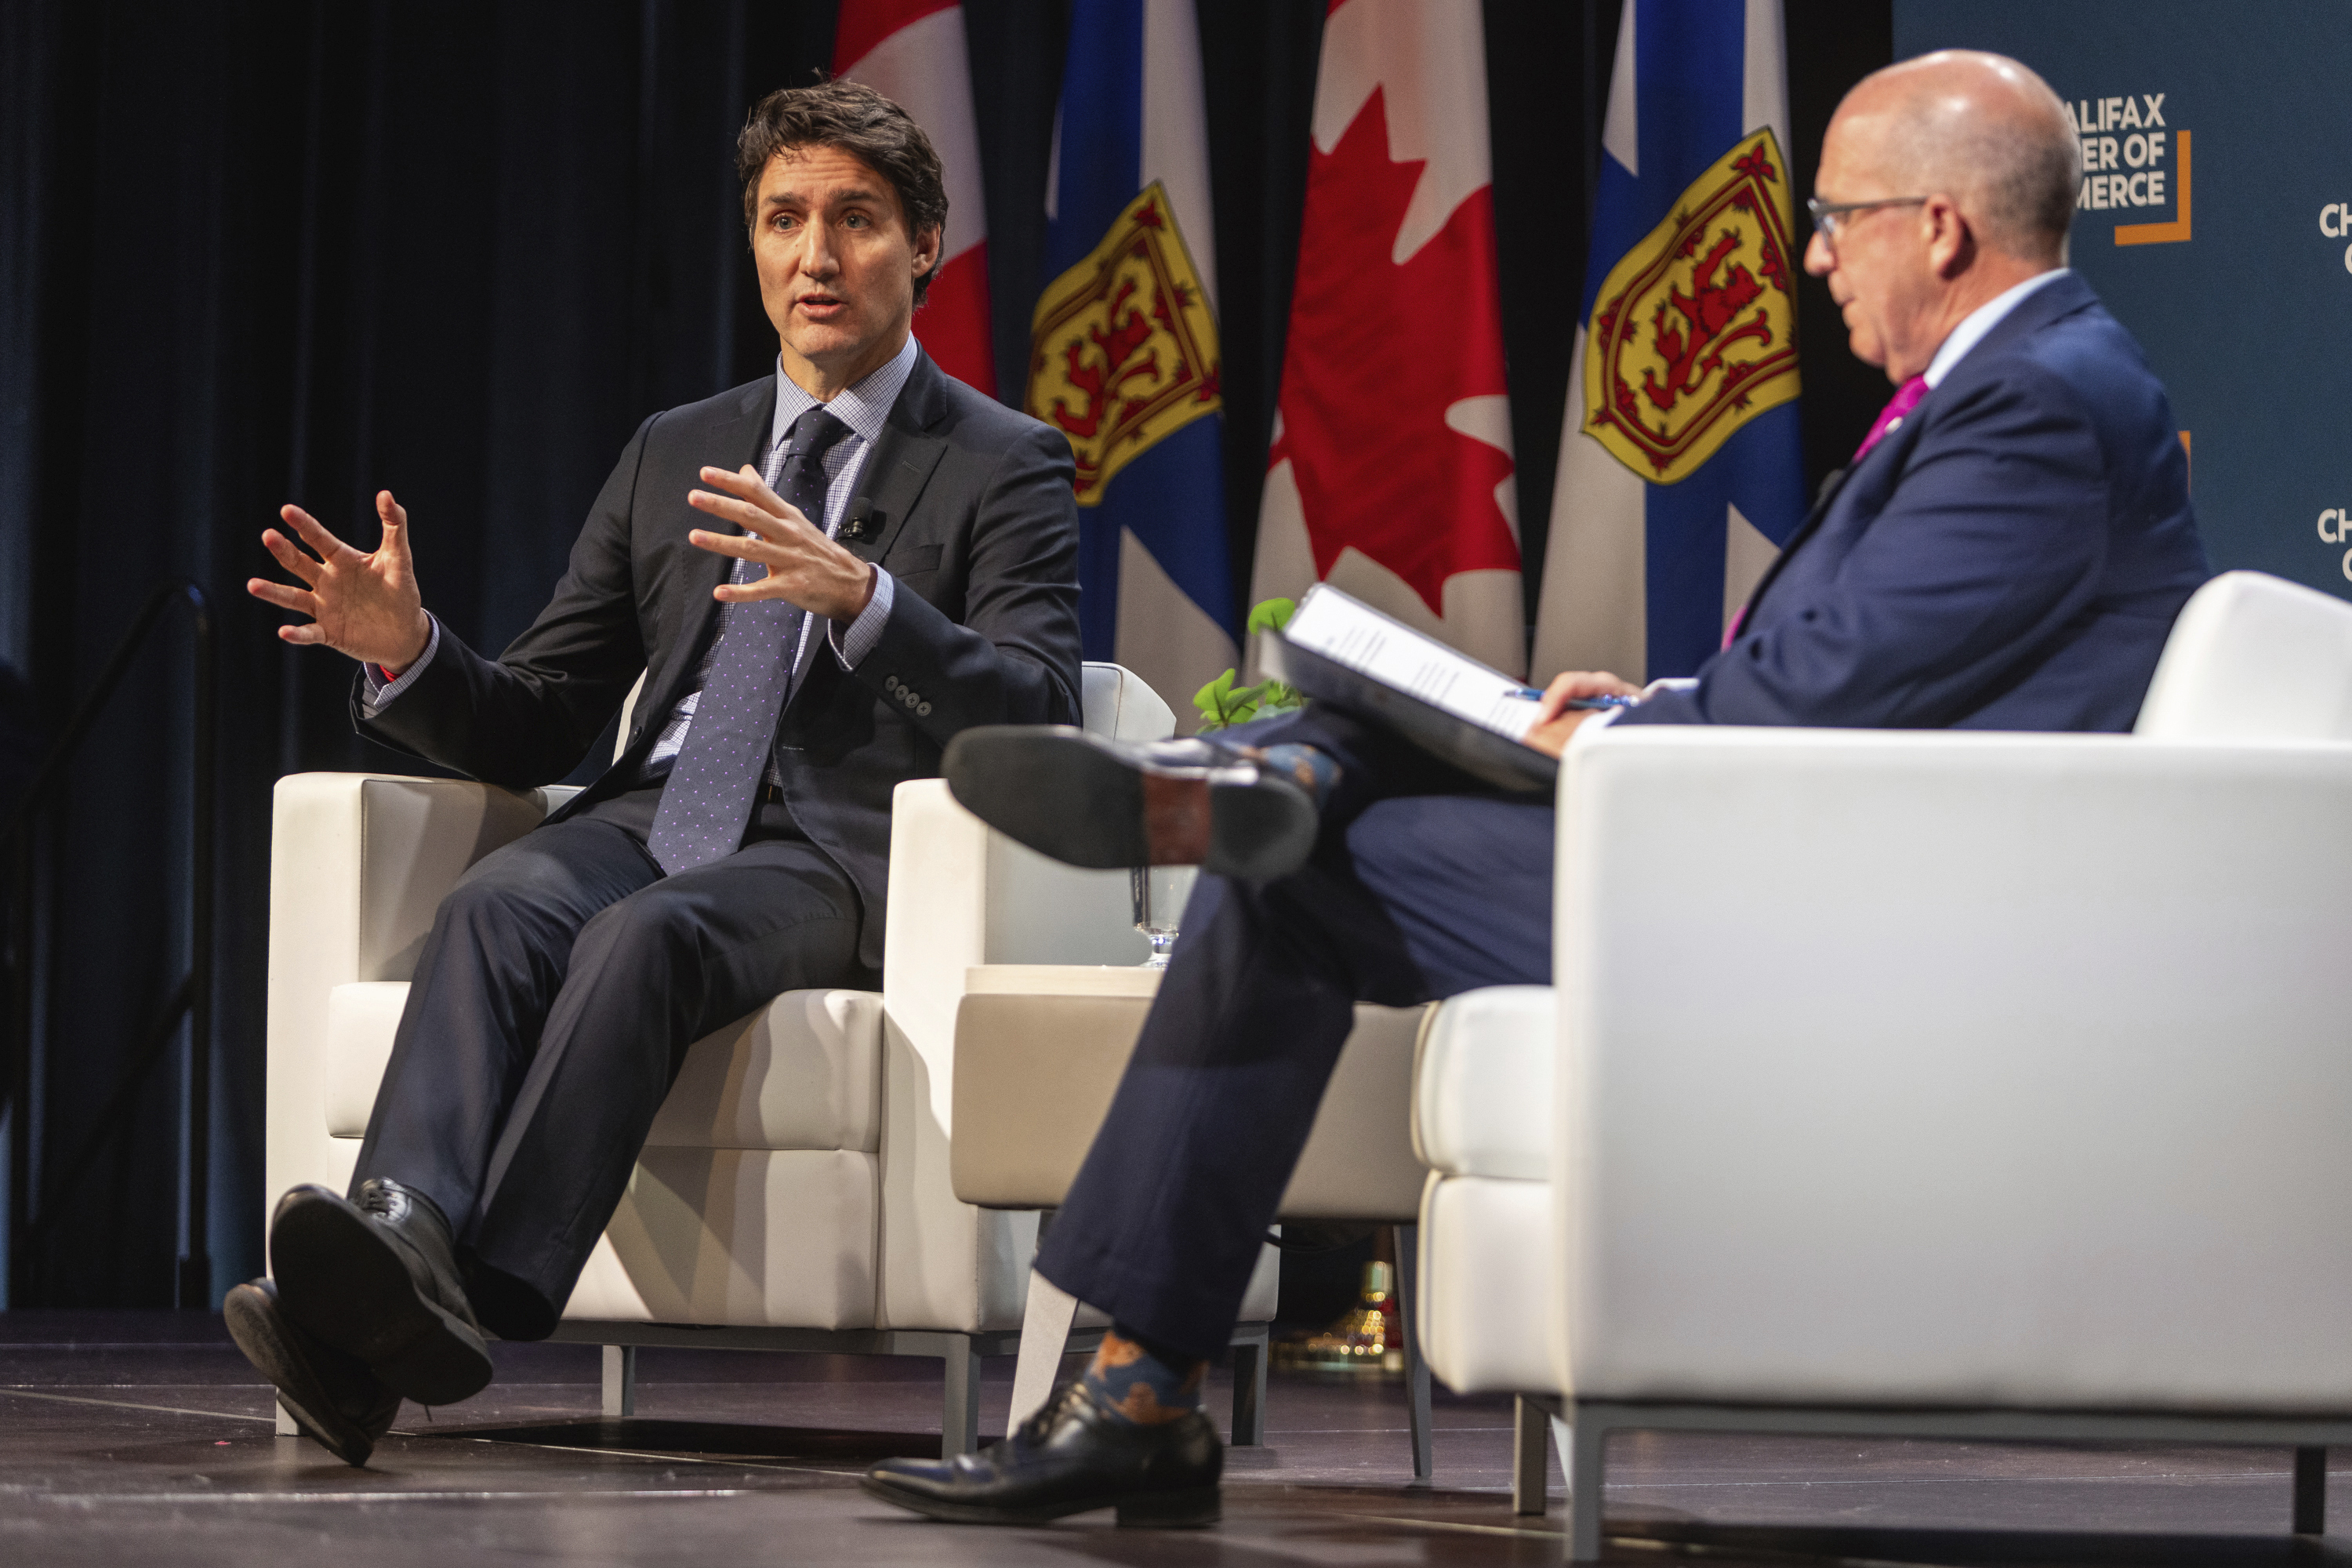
[916,701,932,717]
[884,675,900,692]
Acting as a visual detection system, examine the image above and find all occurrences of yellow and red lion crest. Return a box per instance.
[1585,130,1802,485]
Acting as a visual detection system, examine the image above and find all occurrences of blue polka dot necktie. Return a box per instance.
[647,407,851,876]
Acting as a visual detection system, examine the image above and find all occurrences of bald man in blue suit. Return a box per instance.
[867,48,2211,1528]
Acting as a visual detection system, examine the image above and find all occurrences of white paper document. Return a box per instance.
[1280,586,1539,742]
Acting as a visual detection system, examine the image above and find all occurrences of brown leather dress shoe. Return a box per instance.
[862,1379,1221,1526]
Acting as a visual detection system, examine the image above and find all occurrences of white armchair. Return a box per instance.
[264,662,1272,1456]
[1414,572,2352,1559]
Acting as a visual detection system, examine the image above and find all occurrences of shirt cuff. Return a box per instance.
[829,567,893,670]
[359,615,441,717]
[1566,704,1624,752]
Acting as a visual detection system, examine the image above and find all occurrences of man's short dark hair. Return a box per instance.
[738,78,949,304]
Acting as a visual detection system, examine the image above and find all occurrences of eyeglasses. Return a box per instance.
[1806,195,1927,243]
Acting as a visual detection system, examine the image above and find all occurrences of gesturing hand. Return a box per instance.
[687,465,877,622]
[247,490,433,671]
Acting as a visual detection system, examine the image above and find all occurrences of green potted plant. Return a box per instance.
[1192,597,1308,731]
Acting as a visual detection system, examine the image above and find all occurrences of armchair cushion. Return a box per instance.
[325,983,884,1153]
[644,990,883,1152]
[1413,985,1553,1181]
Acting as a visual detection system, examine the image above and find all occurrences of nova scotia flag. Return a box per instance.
[1533,0,1808,683]
[1028,0,1236,725]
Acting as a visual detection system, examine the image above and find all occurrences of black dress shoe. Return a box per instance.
[862,1379,1221,1527]
[223,1278,401,1467]
[942,726,1317,879]
[269,1179,494,1406]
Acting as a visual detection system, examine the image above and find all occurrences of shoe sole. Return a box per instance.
[223,1283,379,1467]
[858,1476,1219,1528]
[270,1189,494,1406]
[944,728,1315,880]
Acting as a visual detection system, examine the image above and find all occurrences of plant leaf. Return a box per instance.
[1246,597,1297,636]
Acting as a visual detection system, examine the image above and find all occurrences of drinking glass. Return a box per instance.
[1130,865,1199,969]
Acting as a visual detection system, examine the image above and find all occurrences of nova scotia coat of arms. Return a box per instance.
[1025,180,1221,506]
[1584,130,1801,485]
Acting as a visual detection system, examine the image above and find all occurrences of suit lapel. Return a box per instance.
[1727,275,2095,645]
[784,351,951,697]
[1730,463,1851,639]
[640,378,778,731]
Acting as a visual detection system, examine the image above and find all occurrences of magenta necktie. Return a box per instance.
[1853,374,1929,463]
[1722,375,1931,651]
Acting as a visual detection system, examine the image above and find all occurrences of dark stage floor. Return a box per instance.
[2,1312,2346,1565]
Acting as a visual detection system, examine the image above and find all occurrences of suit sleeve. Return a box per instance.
[847,423,1083,737]
[352,416,655,786]
[1621,362,2110,729]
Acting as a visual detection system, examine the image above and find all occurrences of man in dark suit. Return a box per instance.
[863,49,2210,1526]
[229,80,1081,1465]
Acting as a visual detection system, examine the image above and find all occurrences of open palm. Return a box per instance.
[248,490,433,670]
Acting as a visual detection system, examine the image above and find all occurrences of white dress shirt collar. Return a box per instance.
[770,334,920,452]
[1924,267,2069,389]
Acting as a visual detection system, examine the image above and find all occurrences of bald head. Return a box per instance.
[1837,50,2080,264]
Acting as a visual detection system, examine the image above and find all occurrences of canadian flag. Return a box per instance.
[833,0,995,394]
[1250,0,1522,675]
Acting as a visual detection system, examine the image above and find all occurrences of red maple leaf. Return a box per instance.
[1268,86,1519,615]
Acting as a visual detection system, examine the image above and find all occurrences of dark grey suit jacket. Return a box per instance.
[355,349,1084,968]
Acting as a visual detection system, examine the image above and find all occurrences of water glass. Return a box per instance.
[1130,865,1199,969]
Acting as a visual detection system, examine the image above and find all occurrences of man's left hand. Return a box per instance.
[688,464,876,622]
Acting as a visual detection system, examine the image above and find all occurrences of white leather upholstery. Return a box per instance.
[1414,987,1552,1392]
[644,990,882,1152]
[1417,1175,1553,1394]
[1413,572,2352,1423]
[324,983,885,1152]
[323,982,408,1138]
[564,1149,878,1329]
[267,662,1204,1341]
[2136,570,2352,740]
[1412,985,1552,1181]
[1553,724,2352,1409]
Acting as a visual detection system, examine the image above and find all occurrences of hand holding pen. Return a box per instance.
[1521,669,1642,758]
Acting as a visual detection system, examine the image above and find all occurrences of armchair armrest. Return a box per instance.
[875,778,1147,1330]
[1555,727,2352,1409]
[265,773,550,1212]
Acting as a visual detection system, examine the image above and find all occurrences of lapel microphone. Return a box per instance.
[840,499,884,543]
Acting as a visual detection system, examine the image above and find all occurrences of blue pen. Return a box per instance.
[1512,688,1637,710]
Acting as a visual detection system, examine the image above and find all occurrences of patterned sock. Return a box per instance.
[1083,1326,1207,1425]
[1244,742,1341,808]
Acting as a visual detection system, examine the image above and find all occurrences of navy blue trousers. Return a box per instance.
[1034,707,1555,1360]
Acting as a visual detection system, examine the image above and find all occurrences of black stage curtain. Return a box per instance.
[0,0,1890,1307]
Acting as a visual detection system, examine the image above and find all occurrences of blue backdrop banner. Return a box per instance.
[1895,1,2352,604]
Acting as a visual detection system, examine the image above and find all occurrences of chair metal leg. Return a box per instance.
[1007,1269,1081,1428]
[940,1334,982,1459]
[601,1344,636,1418]
[1395,1223,1433,1480]
[1567,1407,1604,1562]
[1512,1395,1550,1515]
[1229,1323,1269,1446]
[274,1399,298,1437]
[2296,1446,2328,1535]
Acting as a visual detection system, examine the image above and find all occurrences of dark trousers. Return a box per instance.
[351,786,870,1339]
[1034,708,1555,1360]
